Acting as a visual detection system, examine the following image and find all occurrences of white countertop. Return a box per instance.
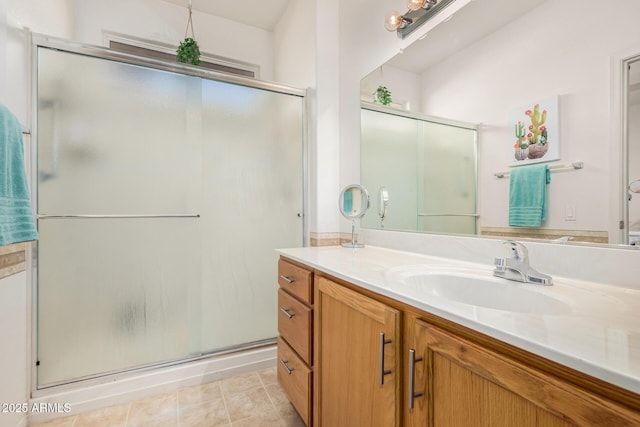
[277,245,640,394]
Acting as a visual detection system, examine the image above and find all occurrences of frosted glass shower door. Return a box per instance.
[418,122,477,234]
[198,79,304,352]
[360,108,477,234]
[35,45,304,387]
[36,48,204,386]
[360,109,420,231]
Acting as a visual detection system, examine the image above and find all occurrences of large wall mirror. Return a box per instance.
[360,0,640,249]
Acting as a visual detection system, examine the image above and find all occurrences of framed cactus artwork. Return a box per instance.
[508,95,560,166]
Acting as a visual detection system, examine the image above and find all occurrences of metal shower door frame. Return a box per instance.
[28,33,309,394]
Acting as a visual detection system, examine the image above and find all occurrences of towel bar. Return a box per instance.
[38,214,200,219]
[418,213,479,217]
[494,162,583,179]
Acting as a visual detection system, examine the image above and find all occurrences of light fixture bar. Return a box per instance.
[396,0,456,39]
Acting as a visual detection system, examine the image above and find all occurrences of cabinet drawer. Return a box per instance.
[278,258,313,305]
[277,337,312,426]
[278,288,312,364]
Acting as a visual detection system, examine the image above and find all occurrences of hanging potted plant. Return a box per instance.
[373,85,392,106]
[176,2,202,66]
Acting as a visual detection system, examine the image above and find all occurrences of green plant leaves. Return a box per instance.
[176,37,202,66]
[374,85,392,106]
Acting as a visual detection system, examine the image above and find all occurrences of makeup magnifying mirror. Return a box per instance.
[339,184,370,248]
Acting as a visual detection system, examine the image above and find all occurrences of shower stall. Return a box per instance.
[33,37,305,388]
[360,104,477,234]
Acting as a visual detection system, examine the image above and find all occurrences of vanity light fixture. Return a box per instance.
[407,0,438,10]
[385,0,455,39]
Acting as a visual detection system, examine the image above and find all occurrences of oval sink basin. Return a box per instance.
[386,268,570,315]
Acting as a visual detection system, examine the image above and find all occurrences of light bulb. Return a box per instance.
[384,10,404,31]
[384,10,412,31]
[407,0,426,10]
[407,0,438,11]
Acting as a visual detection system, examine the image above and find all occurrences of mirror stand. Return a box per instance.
[338,184,370,249]
[343,220,364,248]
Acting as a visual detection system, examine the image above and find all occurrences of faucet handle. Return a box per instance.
[493,257,507,272]
[502,240,529,263]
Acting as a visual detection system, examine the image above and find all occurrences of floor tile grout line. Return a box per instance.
[124,401,132,427]
[219,381,233,426]
[261,377,285,423]
[221,373,277,426]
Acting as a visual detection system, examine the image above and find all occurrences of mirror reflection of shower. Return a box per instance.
[628,59,640,245]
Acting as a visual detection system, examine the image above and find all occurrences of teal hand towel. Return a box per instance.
[509,164,550,227]
[0,103,38,246]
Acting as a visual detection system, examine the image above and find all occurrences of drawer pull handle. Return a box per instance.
[280,308,295,318]
[280,275,295,284]
[280,359,295,375]
[408,349,424,409]
[379,332,393,385]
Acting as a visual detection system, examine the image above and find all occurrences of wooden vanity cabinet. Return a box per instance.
[408,320,640,426]
[314,276,402,427]
[277,258,640,426]
[277,258,314,426]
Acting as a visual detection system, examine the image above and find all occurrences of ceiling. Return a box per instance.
[386,0,542,74]
[161,0,291,31]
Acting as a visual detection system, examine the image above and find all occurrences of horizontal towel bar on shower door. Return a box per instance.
[38,214,201,219]
[418,213,479,217]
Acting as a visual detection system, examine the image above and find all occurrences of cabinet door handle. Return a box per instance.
[379,332,393,385]
[280,308,295,318]
[408,349,424,409]
[280,359,294,375]
[280,275,295,284]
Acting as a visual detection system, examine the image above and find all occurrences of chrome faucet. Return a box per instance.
[493,241,553,285]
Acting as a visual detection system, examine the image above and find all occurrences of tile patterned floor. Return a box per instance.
[30,366,305,427]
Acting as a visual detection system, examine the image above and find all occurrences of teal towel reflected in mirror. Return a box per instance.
[509,164,550,227]
[0,103,38,246]
[343,191,353,213]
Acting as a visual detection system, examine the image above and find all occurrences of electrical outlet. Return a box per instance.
[564,204,576,221]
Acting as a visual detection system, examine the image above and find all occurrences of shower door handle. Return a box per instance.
[38,214,201,219]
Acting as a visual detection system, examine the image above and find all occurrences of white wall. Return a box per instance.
[0,0,6,101]
[1,3,73,426]
[417,0,640,236]
[73,0,275,81]
[338,0,403,233]
[273,0,330,237]
[274,0,315,89]
[360,65,422,110]
[0,273,28,427]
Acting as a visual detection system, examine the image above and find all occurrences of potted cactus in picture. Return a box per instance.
[513,103,550,161]
[525,104,549,159]
[513,121,529,160]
